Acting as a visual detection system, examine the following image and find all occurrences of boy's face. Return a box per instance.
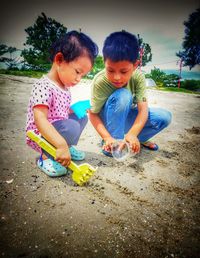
[105,59,138,88]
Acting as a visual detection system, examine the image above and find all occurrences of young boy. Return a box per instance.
[89,31,172,157]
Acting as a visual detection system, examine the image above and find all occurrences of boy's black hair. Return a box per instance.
[103,31,139,63]
[49,30,98,64]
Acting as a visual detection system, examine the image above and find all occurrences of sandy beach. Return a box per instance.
[0,74,200,258]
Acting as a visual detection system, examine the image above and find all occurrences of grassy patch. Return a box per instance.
[0,69,46,78]
[154,86,200,94]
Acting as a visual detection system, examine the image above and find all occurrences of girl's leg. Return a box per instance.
[100,88,132,139]
[43,115,88,159]
[38,115,88,176]
[52,115,88,145]
[125,107,172,142]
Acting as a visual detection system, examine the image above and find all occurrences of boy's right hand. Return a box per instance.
[103,136,116,152]
[55,146,71,167]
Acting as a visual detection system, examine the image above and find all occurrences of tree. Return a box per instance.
[86,55,104,79]
[0,44,20,69]
[147,67,180,88]
[21,12,68,71]
[149,67,165,82]
[176,8,200,70]
[137,34,152,67]
[0,44,8,56]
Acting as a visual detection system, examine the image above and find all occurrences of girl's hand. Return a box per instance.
[125,133,140,154]
[55,146,71,167]
[103,136,116,152]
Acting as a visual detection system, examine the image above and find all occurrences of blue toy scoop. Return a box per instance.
[70,100,91,119]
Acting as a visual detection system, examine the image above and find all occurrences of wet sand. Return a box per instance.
[0,74,200,258]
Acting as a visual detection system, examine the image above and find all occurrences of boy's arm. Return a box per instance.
[127,101,148,137]
[88,110,115,143]
[125,101,148,153]
[127,70,148,136]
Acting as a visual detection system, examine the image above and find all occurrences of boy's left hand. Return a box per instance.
[125,133,140,153]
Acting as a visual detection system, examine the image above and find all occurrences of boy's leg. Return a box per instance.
[125,107,172,143]
[100,88,133,139]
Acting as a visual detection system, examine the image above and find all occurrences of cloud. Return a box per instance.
[0,0,199,72]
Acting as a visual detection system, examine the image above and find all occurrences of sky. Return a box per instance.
[0,0,199,72]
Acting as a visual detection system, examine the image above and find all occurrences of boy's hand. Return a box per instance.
[125,133,140,153]
[103,136,116,152]
[55,146,71,167]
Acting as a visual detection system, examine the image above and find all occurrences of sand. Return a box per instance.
[0,74,200,258]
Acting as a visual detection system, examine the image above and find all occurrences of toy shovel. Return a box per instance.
[26,130,97,186]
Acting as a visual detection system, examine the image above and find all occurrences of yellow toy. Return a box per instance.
[26,130,97,186]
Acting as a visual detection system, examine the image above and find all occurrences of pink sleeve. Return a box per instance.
[32,82,52,108]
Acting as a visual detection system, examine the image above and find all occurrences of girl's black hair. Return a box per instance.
[49,30,98,64]
[103,31,139,63]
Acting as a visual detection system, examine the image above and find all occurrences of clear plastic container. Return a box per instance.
[111,140,131,162]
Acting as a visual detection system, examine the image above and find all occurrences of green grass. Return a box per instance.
[0,69,46,78]
[1,69,200,94]
[153,86,200,94]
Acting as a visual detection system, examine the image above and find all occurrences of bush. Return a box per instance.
[0,69,45,78]
[85,55,104,79]
[163,74,179,87]
[181,80,200,90]
[146,67,179,87]
[156,81,164,87]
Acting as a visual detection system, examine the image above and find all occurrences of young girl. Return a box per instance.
[89,31,172,157]
[26,31,98,176]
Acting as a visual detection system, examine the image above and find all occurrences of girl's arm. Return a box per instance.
[33,106,71,166]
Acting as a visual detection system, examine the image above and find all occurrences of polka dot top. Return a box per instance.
[26,75,71,152]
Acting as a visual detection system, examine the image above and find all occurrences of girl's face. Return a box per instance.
[57,55,92,88]
[105,59,138,88]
